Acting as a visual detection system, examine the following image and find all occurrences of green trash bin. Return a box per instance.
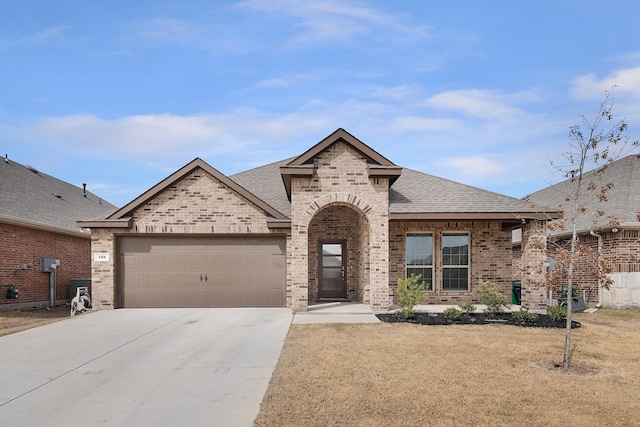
[511,281,521,305]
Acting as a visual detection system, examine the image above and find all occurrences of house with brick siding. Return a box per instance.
[0,157,117,309]
[514,154,640,308]
[79,129,559,312]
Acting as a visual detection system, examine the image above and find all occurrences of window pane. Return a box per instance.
[443,268,469,291]
[406,234,433,266]
[322,244,342,256]
[443,234,469,266]
[323,255,342,267]
[407,267,433,290]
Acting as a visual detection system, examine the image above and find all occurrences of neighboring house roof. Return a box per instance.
[523,154,640,236]
[79,129,559,227]
[0,157,117,236]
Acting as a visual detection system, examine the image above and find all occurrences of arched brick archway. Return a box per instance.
[307,202,371,304]
[290,192,389,312]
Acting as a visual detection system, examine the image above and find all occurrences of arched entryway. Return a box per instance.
[308,204,370,304]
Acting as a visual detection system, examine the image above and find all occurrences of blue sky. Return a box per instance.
[2,0,640,208]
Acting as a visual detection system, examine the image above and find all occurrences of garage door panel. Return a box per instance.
[117,236,286,308]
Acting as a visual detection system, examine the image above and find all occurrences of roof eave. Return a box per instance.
[389,211,561,221]
[76,217,134,229]
[1,214,91,238]
[266,219,292,229]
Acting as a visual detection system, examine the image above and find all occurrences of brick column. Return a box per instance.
[289,221,309,313]
[520,219,548,311]
[369,212,390,311]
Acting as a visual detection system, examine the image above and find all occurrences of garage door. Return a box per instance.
[117,236,286,308]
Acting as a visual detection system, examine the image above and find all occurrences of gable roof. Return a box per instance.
[523,154,640,235]
[288,128,397,167]
[279,128,403,198]
[231,158,294,218]
[0,157,117,237]
[389,168,558,222]
[232,144,558,225]
[77,129,558,230]
[79,158,289,228]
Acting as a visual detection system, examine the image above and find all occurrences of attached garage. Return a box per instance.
[116,235,286,308]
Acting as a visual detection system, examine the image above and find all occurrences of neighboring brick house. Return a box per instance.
[0,157,117,309]
[515,154,640,308]
[79,129,559,312]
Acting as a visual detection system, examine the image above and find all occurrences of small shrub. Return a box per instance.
[477,280,511,315]
[511,308,539,324]
[443,307,462,321]
[396,274,426,319]
[458,300,477,314]
[547,305,567,322]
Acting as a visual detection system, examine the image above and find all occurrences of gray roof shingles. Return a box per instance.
[523,154,640,233]
[231,158,553,218]
[0,158,117,233]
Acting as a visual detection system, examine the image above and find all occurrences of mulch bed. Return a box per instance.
[376,312,581,328]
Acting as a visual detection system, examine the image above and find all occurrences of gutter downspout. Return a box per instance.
[590,230,603,307]
[49,269,56,306]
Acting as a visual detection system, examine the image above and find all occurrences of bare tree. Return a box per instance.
[550,87,639,370]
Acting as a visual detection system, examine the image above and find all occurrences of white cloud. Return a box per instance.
[571,66,640,101]
[442,156,505,178]
[236,0,429,47]
[0,26,71,50]
[22,109,335,164]
[389,116,461,133]
[119,17,239,52]
[423,89,537,120]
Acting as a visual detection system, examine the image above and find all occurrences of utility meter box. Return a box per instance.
[41,258,61,272]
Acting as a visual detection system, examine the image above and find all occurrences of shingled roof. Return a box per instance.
[523,154,640,235]
[77,129,558,228]
[231,159,558,224]
[0,157,117,236]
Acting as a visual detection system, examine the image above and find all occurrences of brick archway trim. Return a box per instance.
[299,192,374,229]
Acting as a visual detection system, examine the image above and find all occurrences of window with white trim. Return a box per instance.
[406,233,433,290]
[442,233,470,291]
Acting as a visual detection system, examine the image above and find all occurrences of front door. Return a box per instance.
[318,241,347,299]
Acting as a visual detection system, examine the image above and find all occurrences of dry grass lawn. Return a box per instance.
[256,309,640,427]
[0,305,70,337]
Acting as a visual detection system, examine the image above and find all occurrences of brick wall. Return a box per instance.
[289,141,390,311]
[520,220,548,311]
[90,167,289,309]
[513,229,640,306]
[389,220,513,304]
[547,229,640,305]
[0,221,90,308]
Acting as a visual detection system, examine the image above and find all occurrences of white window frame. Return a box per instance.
[405,232,434,291]
[441,232,470,292]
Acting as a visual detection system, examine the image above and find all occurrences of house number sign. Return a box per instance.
[94,253,110,262]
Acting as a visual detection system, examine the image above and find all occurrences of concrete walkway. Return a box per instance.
[0,308,292,427]
[293,301,381,324]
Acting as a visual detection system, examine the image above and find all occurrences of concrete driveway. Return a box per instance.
[0,308,292,427]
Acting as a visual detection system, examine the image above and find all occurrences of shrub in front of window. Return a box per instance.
[443,307,462,321]
[396,273,426,319]
[547,305,567,322]
[511,307,539,324]
[457,300,476,314]
[477,280,511,315]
